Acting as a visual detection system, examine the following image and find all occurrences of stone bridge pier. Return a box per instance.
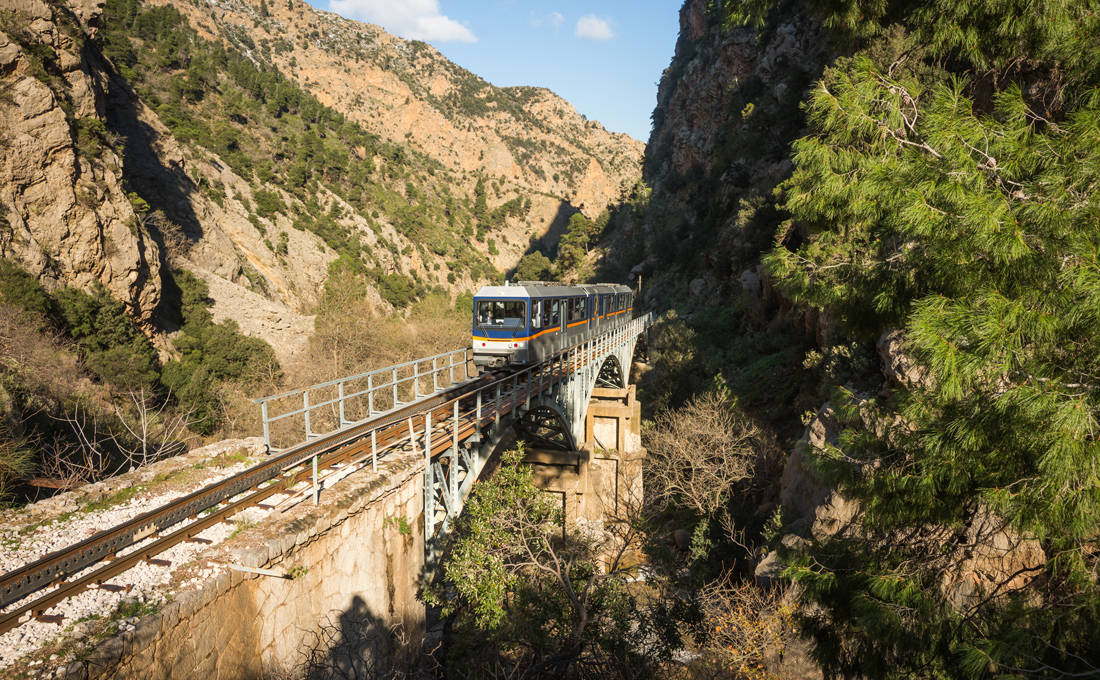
[523,385,645,531]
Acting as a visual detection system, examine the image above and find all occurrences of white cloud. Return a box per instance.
[575,14,613,40]
[530,11,564,29]
[328,0,476,43]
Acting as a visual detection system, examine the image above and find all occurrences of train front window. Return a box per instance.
[476,300,527,330]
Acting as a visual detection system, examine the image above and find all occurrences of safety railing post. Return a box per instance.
[260,400,270,450]
[476,388,483,429]
[367,374,374,416]
[451,400,459,506]
[414,362,421,399]
[424,411,432,464]
[525,367,531,410]
[337,381,346,427]
[495,384,501,427]
[312,455,319,505]
[393,368,399,407]
[433,357,439,392]
[303,391,312,440]
[449,354,455,385]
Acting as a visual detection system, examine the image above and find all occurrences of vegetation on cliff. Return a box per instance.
[98,0,496,294]
[626,0,1100,676]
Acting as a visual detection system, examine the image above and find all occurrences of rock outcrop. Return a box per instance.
[0,0,161,325]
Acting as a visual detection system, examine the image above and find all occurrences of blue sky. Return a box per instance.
[314,0,683,142]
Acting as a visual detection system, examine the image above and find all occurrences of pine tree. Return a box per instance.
[722,0,1100,676]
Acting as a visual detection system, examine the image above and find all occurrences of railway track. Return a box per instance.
[0,325,634,637]
[0,360,565,636]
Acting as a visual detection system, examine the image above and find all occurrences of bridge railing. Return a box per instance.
[255,312,653,457]
[254,348,474,450]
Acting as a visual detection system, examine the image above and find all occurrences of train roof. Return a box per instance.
[474,281,631,299]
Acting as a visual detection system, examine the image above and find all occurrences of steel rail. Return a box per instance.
[0,373,490,614]
[0,316,648,636]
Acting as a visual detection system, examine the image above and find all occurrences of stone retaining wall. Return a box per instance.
[66,451,427,680]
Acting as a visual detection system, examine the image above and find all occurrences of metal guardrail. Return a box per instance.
[0,314,653,635]
[254,348,474,451]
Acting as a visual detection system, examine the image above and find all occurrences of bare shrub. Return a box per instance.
[111,388,195,468]
[695,575,800,679]
[0,304,96,402]
[289,292,470,394]
[41,404,116,487]
[645,391,762,518]
[289,607,435,680]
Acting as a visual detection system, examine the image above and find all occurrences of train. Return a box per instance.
[472,281,634,368]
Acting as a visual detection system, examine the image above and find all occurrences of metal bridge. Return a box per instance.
[0,312,652,633]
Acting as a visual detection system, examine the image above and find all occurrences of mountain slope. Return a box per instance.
[1,0,643,364]
[159,0,643,218]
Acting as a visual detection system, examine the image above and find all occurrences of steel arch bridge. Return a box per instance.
[254,313,653,557]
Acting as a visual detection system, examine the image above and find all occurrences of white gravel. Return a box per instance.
[0,440,301,670]
[0,436,403,671]
[0,463,251,574]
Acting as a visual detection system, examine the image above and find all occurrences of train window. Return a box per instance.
[530,300,542,329]
[549,299,562,327]
[476,300,527,329]
[618,293,626,310]
[568,297,585,323]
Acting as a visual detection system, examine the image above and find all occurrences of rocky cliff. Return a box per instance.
[0,0,162,327]
[156,0,644,218]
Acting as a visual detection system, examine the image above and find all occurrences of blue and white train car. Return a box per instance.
[472,281,634,368]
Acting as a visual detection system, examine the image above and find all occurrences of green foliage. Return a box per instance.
[0,260,53,318]
[555,211,605,281]
[427,449,675,677]
[53,286,160,391]
[74,117,111,160]
[0,425,35,502]
[252,188,286,220]
[161,271,280,433]
[751,4,1100,677]
[513,251,554,281]
[726,0,1100,89]
[472,175,488,229]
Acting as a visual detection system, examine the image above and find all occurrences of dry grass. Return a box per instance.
[288,292,469,388]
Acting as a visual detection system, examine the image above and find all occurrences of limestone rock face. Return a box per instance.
[942,508,1046,608]
[0,7,161,325]
[652,0,828,187]
[877,329,930,389]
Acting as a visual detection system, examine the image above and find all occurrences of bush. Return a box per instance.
[0,259,53,317]
[53,285,160,392]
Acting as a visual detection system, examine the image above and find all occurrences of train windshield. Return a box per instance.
[476,300,527,330]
